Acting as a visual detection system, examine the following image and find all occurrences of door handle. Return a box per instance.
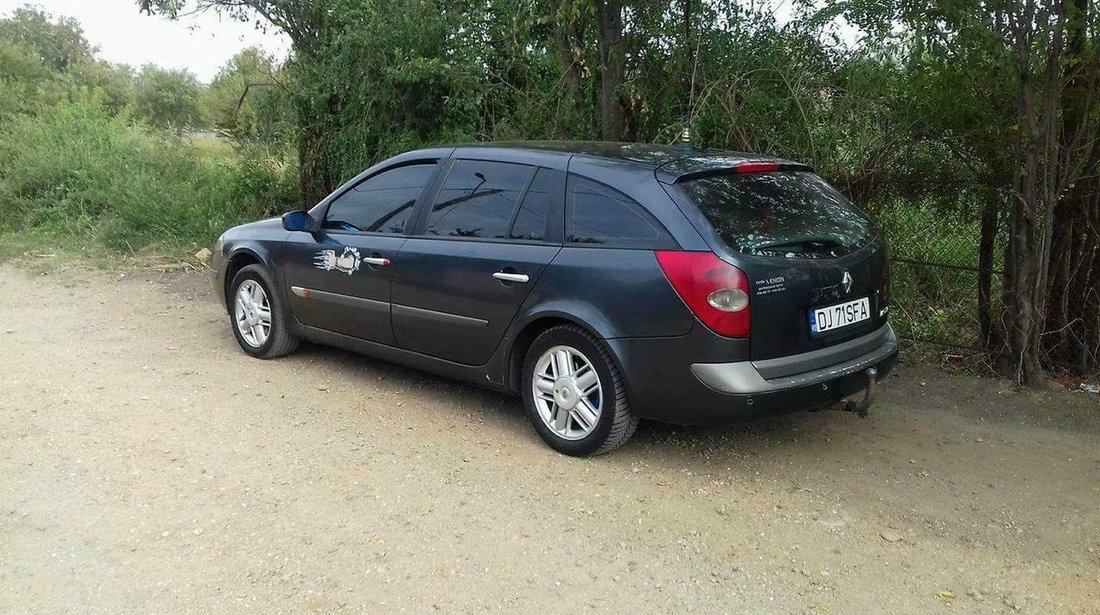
[363,256,391,267]
[493,271,529,284]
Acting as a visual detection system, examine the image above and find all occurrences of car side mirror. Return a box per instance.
[282,210,317,233]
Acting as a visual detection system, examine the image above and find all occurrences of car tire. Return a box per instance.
[228,264,299,359]
[522,324,638,456]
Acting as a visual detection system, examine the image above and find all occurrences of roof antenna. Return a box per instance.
[674,18,702,153]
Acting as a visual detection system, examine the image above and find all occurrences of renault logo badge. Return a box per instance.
[842,271,853,294]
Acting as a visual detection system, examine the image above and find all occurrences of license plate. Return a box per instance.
[809,297,870,336]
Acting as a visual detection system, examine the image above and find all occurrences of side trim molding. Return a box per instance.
[392,303,489,328]
[289,286,389,315]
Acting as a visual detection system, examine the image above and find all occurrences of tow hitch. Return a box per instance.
[833,367,878,418]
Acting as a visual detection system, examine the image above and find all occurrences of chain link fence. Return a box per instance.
[870,201,1005,368]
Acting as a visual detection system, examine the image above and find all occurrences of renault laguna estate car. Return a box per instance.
[211,142,897,456]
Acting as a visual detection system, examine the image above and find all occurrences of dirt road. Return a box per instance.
[0,262,1098,614]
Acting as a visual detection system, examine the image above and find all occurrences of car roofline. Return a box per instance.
[436,141,810,181]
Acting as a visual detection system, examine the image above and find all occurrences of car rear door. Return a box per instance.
[390,158,564,366]
[667,170,890,361]
[281,161,441,344]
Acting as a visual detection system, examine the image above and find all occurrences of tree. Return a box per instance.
[839,0,1100,383]
[1042,0,1100,371]
[200,47,282,135]
[72,60,136,117]
[0,5,95,72]
[0,39,58,120]
[138,0,336,205]
[0,6,131,120]
[593,0,626,140]
[133,65,202,132]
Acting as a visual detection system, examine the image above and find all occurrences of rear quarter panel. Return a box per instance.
[522,247,695,339]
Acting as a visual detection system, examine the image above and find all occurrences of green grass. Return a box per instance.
[0,97,298,255]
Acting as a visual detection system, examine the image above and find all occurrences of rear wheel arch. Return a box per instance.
[506,314,627,394]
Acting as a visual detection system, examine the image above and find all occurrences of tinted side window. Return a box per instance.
[323,163,435,234]
[426,160,535,239]
[508,168,553,241]
[567,175,671,247]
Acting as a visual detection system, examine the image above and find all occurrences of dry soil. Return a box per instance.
[1,263,1098,614]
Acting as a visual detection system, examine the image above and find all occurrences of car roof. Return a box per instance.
[445,141,811,183]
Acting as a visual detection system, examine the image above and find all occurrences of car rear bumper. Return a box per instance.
[692,323,897,395]
[609,323,898,425]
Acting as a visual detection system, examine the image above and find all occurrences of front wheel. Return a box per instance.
[521,324,638,456]
[228,264,299,359]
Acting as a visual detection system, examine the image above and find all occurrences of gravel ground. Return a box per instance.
[0,262,1098,614]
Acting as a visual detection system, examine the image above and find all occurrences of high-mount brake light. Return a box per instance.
[655,251,751,338]
[733,162,780,174]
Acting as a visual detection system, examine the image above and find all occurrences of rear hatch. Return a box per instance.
[667,167,889,361]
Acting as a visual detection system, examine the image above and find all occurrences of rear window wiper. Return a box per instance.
[752,237,846,252]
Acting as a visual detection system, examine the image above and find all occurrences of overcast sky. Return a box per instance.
[0,0,291,81]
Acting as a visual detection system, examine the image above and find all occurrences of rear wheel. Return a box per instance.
[229,264,299,359]
[522,324,637,456]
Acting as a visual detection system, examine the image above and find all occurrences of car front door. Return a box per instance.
[282,161,441,344]
[390,159,564,365]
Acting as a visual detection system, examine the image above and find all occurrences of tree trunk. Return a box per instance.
[1040,0,1099,370]
[296,115,328,207]
[1005,0,1046,387]
[977,194,1001,353]
[1002,0,1073,386]
[553,0,584,94]
[594,0,625,141]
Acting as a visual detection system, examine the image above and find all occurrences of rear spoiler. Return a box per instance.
[669,161,815,184]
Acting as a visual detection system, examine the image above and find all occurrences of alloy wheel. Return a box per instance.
[234,279,272,348]
[532,345,603,441]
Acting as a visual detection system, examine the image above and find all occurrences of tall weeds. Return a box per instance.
[0,96,297,251]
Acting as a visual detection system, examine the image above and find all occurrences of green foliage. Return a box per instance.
[0,97,296,249]
[200,47,292,138]
[879,201,999,347]
[0,6,135,121]
[133,65,203,132]
[0,5,94,72]
[0,39,60,120]
[72,60,136,116]
[293,0,485,181]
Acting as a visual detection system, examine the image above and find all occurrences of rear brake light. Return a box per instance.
[733,162,779,174]
[655,251,751,338]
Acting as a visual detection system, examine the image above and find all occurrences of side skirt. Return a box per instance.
[297,324,513,395]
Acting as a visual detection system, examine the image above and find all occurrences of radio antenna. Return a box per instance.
[680,16,703,145]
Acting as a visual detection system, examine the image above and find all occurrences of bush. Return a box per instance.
[0,96,297,250]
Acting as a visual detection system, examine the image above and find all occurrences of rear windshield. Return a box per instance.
[679,171,874,258]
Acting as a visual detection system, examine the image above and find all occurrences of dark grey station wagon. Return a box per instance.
[211,142,897,456]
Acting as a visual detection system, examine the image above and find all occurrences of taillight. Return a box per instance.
[655,251,751,338]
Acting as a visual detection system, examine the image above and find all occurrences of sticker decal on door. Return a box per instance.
[314,246,361,275]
